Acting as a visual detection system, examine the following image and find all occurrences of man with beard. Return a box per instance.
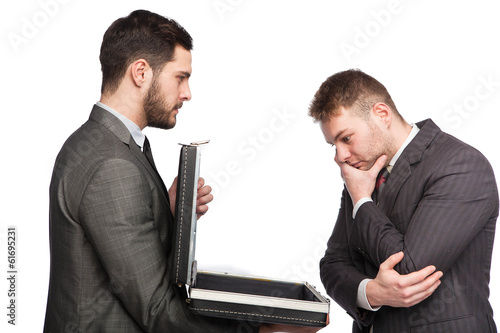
[44,10,320,333]
[309,69,498,332]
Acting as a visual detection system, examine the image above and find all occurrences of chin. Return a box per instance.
[164,120,176,130]
[168,116,177,129]
[363,162,376,171]
[148,120,176,130]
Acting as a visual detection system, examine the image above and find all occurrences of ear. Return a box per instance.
[371,102,392,128]
[130,59,152,88]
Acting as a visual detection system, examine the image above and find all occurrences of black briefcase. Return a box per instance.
[171,142,329,327]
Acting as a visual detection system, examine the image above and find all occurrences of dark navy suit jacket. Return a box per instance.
[320,119,498,332]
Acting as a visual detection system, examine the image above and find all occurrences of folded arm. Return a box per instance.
[350,150,497,275]
[322,147,497,326]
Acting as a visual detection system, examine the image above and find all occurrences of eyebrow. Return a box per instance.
[333,128,349,144]
[177,71,191,78]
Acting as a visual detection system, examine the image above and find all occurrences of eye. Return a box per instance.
[342,136,351,143]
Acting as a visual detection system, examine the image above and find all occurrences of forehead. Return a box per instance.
[320,108,368,140]
[162,45,192,73]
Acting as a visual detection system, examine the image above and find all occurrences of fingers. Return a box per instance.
[196,204,209,216]
[196,177,213,218]
[374,252,444,308]
[196,186,213,216]
[196,177,213,205]
[399,271,443,307]
[196,195,211,217]
[382,253,441,289]
[380,251,404,271]
[370,154,388,177]
[197,192,213,206]
[168,177,178,215]
[197,177,205,190]
[197,185,213,204]
[394,267,443,307]
[170,176,178,188]
[410,272,442,299]
[168,177,178,198]
[334,150,347,180]
[402,265,438,286]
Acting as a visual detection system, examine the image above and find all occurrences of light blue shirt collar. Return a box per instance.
[96,102,145,150]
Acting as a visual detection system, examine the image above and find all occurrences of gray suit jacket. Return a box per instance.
[44,105,258,332]
[320,119,499,333]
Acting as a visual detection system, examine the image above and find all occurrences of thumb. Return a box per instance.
[371,155,388,176]
[169,177,178,200]
[197,177,205,190]
[380,251,404,270]
[170,176,178,189]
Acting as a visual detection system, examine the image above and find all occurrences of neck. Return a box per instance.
[100,90,146,129]
[395,121,413,148]
[387,120,412,163]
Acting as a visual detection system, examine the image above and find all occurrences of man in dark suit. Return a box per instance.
[309,69,498,332]
[44,10,321,333]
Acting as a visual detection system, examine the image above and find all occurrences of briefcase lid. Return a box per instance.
[171,141,208,286]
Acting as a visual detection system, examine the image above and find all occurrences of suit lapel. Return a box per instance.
[128,136,171,203]
[89,105,170,204]
[378,158,411,214]
[377,119,441,214]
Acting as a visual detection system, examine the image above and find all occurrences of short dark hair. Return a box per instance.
[99,10,193,95]
[308,69,402,122]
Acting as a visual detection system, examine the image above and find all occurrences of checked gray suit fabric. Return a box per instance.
[44,105,258,332]
[320,119,499,333]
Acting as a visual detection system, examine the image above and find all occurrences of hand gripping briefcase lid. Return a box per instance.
[171,142,329,327]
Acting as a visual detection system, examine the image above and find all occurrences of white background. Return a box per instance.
[1,0,500,332]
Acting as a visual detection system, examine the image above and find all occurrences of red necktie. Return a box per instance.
[374,167,390,203]
[376,170,389,190]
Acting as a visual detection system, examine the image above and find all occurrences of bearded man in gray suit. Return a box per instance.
[310,69,498,332]
[44,9,321,333]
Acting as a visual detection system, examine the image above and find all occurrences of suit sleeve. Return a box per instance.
[350,146,499,275]
[78,158,259,333]
[320,189,376,330]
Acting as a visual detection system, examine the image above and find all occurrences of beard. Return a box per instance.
[363,121,396,170]
[143,77,182,130]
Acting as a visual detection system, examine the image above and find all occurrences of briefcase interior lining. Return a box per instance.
[171,143,329,327]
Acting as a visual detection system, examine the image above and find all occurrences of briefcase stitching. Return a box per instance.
[175,147,189,282]
[193,307,326,325]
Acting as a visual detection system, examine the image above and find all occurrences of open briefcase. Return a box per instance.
[171,141,330,327]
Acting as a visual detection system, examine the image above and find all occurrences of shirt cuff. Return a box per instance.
[357,278,381,311]
[353,197,373,218]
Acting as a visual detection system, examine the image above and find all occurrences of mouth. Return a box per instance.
[173,104,182,114]
[350,162,362,169]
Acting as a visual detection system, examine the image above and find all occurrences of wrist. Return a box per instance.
[347,188,371,206]
[366,280,381,308]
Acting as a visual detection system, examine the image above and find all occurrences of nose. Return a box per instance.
[180,82,191,102]
[336,145,351,163]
